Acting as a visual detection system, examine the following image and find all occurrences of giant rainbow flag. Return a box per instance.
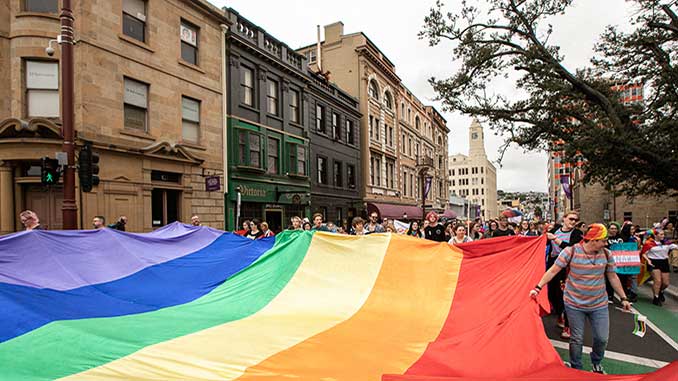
[1,223,676,380]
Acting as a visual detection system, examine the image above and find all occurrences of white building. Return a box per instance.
[448,119,498,220]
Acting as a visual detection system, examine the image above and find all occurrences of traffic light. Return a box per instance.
[78,143,100,192]
[41,157,60,185]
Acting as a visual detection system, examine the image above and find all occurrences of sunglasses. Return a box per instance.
[567,217,579,222]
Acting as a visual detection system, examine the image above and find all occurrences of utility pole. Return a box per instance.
[60,0,77,229]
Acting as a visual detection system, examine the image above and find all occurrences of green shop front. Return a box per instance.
[225,118,310,232]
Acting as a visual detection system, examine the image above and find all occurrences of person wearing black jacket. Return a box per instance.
[108,216,127,231]
[424,211,446,242]
[545,211,584,339]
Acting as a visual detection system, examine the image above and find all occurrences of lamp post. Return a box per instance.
[60,0,77,229]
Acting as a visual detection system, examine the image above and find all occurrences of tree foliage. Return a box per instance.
[421,0,678,196]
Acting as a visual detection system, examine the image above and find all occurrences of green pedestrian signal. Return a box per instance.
[41,157,60,185]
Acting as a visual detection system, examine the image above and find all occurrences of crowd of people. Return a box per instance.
[16,207,678,375]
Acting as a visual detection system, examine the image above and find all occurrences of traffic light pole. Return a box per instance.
[60,0,77,229]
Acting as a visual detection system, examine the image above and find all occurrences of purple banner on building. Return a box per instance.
[424,176,433,199]
[560,175,571,199]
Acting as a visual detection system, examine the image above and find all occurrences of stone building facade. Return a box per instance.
[0,0,228,233]
[572,179,678,228]
[307,71,362,226]
[447,119,498,220]
[297,22,450,220]
[223,8,311,231]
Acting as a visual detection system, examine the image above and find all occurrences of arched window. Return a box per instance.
[438,136,442,145]
[415,116,420,130]
[368,80,379,99]
[384,91,393,109]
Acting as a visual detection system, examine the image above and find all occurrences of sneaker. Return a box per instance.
[652,296,662,306]
[563,361,571,368]
[561,327,571,339]
[556,315,565,328]
[608,296,613,304]
[659,291,665,303]
[592,363,606,374]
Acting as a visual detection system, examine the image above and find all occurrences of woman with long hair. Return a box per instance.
[484,220,498,239]
[641,229,677,306]
[406,221,423,238]
[526,221,540,236]
[469,222,483,240]
[246,219,263,240]
[519,220,530,236]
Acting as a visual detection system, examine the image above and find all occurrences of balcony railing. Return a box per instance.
[416,156,434,168]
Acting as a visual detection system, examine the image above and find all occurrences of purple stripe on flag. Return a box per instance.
[0,222,223,291]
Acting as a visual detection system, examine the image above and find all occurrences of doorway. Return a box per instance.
[265,209,283,233]
[152,188,181,228]
[23,184,64,230]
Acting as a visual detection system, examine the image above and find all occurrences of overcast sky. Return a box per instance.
[210,0,635,192]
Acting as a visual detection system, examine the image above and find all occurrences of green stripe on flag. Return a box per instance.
[0,231,313,381]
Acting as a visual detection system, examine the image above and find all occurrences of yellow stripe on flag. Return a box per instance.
[61,233,391,381]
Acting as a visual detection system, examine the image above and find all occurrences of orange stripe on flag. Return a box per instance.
[236,235,463,381]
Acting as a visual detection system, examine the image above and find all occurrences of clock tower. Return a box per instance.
[469,117,486,158]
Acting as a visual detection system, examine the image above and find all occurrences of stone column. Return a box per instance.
[0,164,15,234]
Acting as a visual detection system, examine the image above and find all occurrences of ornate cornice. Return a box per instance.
[0,118,62,140]
[139,141,204,164]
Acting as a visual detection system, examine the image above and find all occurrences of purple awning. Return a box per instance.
[367,202,422,220]
[442,209,457,219]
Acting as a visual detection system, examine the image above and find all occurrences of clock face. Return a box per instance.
[472,132,478,139]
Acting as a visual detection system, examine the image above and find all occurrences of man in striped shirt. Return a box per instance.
[530,224,631,374]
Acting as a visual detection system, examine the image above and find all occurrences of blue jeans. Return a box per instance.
[564,305,609,370]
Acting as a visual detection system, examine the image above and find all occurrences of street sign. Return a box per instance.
[205,176,220,192]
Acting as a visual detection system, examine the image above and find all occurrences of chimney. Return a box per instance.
[324,21,344,44]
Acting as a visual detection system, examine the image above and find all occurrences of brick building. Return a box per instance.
[0,0,229,233]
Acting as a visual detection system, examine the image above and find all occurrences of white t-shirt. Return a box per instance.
[449,236,472,245]
[647,243,678,260]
